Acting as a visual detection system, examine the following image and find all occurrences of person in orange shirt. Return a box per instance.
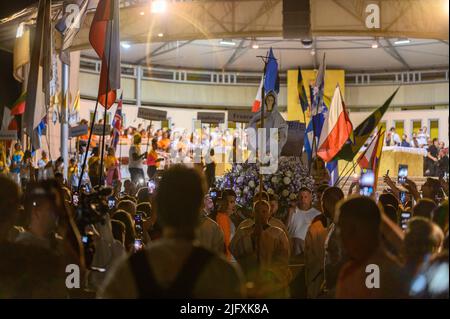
[158,131,171,152]
[214,189,237,260]
[146,139,162,180]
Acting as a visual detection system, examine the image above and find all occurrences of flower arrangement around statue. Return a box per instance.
[218,157,315,219]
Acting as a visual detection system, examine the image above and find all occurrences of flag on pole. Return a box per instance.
[297,67,309,115]
[317,85,353,162]
[56,0,89,65]
[72,90,80,112]
[332,88,399,162]
[89,0,121,109]
[326,160,339,186]
[304,55,327,162]
[264,48,279,94]
[10,92,27,116]
[358,128,386,189]
[111,93,123,149]
[252,76,264,113]
[24,0,52,151]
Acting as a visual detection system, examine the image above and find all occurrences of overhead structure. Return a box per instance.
[0,0,448,54]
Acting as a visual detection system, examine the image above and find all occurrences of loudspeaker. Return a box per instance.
[282,0,311,39]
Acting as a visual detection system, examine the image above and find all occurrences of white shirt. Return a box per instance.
[417,133,429,147]
[392,133,401,145]
[128,145,143,169]
[287,207,321,241]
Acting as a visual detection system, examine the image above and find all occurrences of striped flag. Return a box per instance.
[332,88,398,162]
[304,55,327,162]
[358,128,386,189]
[317,85,353,162]
[111,93,123,149]
[252,76,264,112]
[89,0,121,109]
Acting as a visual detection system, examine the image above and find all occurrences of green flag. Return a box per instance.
[332,88,399,162]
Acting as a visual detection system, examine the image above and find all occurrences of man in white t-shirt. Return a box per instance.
[417,127,430,148]
[287,187,320,256]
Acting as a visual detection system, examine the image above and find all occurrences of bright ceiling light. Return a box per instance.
[157,33,164,37]
[219,39,236,46]
[252,43,260,49]
[394,38,411,45]
[151,0,167,14]
[139,11,145,16]
[121,42,131,49]
[371,41,379,49]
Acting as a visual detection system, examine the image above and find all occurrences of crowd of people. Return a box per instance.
[0,118,239,192]
[385,126,448,177]
[0,149,448,298]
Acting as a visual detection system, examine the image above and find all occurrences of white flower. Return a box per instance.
[248,180,255,188]
[282,189,289,197]
[283,177,291,185]
[285,171,292,177]
[267,188,274,194]
[289,193,297,200]
[243,186,249,194]
[271,176,278,184]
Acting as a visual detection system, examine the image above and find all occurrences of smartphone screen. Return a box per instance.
[399,191,407,206]
[108,196,116,209]
[359,169,375,197]
[398,164,408,184]
[147,180,156,194]
[134,239,143,251]
[72,193,79,206]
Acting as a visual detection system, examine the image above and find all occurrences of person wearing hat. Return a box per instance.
[128,133,147,186]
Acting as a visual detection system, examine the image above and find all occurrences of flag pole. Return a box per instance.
[77,101,99,192]
[334,129,382,187]
[145,120,153,154]
[99,18,114,187]
[258,55,268,196]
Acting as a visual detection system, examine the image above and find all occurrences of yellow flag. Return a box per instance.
[73,90,80,112]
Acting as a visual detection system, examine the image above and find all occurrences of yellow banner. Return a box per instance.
[287,69,345,123]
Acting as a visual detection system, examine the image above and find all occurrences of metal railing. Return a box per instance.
[80,56,449,87]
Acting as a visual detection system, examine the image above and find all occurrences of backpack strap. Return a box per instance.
[128,250,163,299]
[166,246,213,298]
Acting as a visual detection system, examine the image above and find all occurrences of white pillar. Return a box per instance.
[61,62,69,180]
[136,65,142,107]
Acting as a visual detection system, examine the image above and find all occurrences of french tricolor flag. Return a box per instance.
[317,85,354,162]
[252,76,264,112]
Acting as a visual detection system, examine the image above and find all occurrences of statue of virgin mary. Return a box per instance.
[247,90,288,156]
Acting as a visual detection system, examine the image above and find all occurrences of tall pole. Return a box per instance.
[61,62,70,180]
[259,59,267,196]
[98,19,113,187]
